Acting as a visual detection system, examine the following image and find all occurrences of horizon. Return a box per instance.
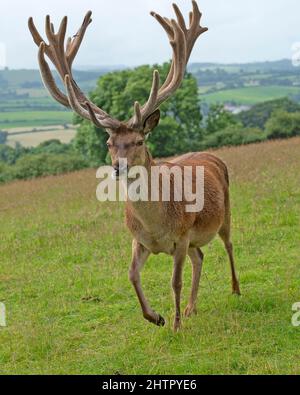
[1,58,296,72]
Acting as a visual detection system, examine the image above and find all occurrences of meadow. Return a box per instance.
[0,138,299,375]
[201,86,300,105]
[6,127,77,148]
[0,111,73,129]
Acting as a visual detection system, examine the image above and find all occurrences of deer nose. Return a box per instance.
[113,164,120,177]
[113,162,128,177]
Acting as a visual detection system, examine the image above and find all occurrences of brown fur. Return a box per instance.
[108,133,241,331]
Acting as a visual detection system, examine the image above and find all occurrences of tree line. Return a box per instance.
[1,64,300,183]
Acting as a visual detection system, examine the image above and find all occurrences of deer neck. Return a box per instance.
[125,148,165,230]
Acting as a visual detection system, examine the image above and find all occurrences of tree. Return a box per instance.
[0,131,8,144]
[202,125,265,149]
[265,110,300,139]
[205,104,238,134]
[73,63,203,165]
[237,98,300,129]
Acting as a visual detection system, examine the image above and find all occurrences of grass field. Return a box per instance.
[0,111,73,129]
[201,85,300,105]
[6,128,77,148]
[0,138,299,374]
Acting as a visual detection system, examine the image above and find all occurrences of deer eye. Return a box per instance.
[136,141,144,146]
[106,142,113,149]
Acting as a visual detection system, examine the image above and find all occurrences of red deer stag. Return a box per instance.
[29,1,241,331]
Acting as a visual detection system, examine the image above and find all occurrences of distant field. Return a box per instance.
[201,86,300,105]
[0,111,73,129]
[6,128,77,148]
[0,138,299,374]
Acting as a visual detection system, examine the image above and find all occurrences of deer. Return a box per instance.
[28,0,241,332]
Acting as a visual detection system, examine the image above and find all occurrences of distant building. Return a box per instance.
[224,104,251,114]
[244,80,260,87]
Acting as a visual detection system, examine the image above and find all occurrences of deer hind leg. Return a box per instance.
[184,248,204,318]
[219,219,241,296]
[172,238,189,332]
[129,240,165,327]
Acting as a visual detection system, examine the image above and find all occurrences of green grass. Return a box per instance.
[201,85,300,105]
[0,111,73,129]
[0,138,299,374]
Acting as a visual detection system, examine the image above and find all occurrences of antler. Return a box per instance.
[28,12,121,130]
[128,0,208,131]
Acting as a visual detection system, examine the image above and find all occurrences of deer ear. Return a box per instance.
[143,109,160,134]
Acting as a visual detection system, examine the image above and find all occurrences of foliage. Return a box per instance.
[0,131,8,144]
[12,154,87,180]
[0,162,11,183]
[205,104,238,134]
[202,125,266,149]
[0,140,88,183]
[33,139,75,155]
[0,142,26,165]
[265,110,300,139]
[74,63,203,164]
[237,98,300,129]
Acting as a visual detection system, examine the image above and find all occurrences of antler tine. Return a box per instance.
[131,102,142,129]
[45,15,55,43]
[143,70,160,114]
[29,11,121,131]
[28,17,46,48]
[38,42,69,107]
[151,13,175,91]
[65,75,117,129]
[157,18,186,104]
[58,16,68,47]
[131,70,160,128]
[186,0,208,61]
[66,11,92,67]
[172,3,187,33]
[64,75,91,121]
[85,101,122,130]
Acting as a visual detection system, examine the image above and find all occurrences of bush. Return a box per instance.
[202,125,266,149]
[0,131,8,144]
[33,140,75,155]
[205,104,238,134]
[0,140,90,183]
[0,162,13,183]
[265,110,300,139]
[237,98,300,129]
[2,153,88,182]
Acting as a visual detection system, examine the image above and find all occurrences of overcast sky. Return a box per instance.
[0,0,299,69]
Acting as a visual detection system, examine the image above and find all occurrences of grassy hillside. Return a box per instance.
[201,86,300,105]
[0,111,73,129]
[0,138,299,374]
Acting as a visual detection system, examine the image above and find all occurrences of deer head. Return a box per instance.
[28,1,207,174]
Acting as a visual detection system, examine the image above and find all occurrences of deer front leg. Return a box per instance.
[172,238,189,332]
[129,239,165,327]
[184,248,204,317]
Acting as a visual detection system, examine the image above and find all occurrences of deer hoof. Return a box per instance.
[156,314,165,327]
[184,305,197,318]
[173,319,181,332]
